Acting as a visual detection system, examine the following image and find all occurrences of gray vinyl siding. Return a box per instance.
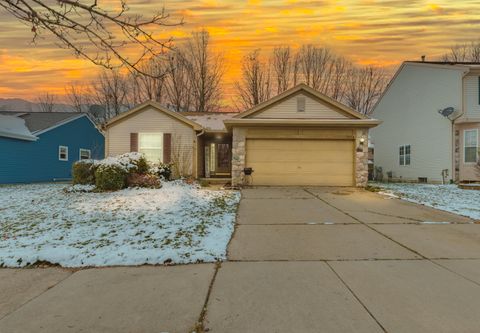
[371,64,464,183]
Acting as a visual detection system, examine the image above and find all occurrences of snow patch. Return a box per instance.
[0,181,240,267]
[374,183,480,220]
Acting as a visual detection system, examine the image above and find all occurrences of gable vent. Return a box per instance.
[297,96,306,112]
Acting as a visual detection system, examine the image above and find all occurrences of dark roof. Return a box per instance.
[0,111,84,133]
[406,61,480,65]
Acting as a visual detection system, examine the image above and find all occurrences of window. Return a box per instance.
[139,133,163,162]
[399,145,411,166]
[297,96,306,112]
[79,148,91,160]
[59,146,68,161]
[464,129,478,163]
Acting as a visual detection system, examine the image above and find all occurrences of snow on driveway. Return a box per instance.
[0,181,240,267]
[374,183,480,220]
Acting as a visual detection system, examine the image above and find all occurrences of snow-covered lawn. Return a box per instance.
[0,181,240,268]
[373,182,480,220]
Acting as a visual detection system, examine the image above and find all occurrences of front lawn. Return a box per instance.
[0,181,240,267]
[373,182,480,220]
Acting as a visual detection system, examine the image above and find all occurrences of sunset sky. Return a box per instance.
[1,0,480,103]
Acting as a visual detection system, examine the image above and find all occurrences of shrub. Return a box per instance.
[72,160,96,185]
[127,173,161,189]
[95,164,126,191]
[133,156,150,174]
[150,162,173,181]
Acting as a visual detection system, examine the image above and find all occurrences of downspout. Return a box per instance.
[451,69,469,183]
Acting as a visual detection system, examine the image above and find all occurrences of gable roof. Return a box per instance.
[105,101,203,130]
[0,111,90,135]
[234,84,367,120]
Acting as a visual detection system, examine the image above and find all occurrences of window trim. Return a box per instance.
[464,129,478,164]
[58,146,68,161]
[138,132,164,163]
[79,148,91,161]
[399,144,411,166]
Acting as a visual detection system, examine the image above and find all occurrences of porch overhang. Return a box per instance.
[223,118,382,129]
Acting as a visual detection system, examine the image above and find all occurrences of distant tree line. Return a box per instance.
[234,46,388,115]
[65,30,224,123]
[61,31,389,123]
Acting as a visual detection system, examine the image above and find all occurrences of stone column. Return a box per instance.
[355,128,369,187]
[231,127,246,186]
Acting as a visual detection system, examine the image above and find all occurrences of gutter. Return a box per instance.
[223,118,382,129]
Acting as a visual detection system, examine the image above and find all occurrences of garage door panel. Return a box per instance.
[249,161,353,174]
[246,139,354,186]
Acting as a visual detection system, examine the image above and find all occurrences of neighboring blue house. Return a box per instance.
[0,112,104,184]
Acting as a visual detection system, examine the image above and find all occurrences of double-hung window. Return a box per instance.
[464,129,478,163]
[139,133,163,163]
[59,146,68,161]
[79,148,91,160]
[399,145,411,166]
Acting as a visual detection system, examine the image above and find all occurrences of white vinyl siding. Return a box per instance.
[139,133,163,163]
[249,93,349,119]
[106,107,196,175]
[464,129,478,163]
[371,63,464,182]
[59,146,68,161]
[79,148,91,160]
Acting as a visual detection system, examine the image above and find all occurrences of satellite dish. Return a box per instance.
[438,107,455,118]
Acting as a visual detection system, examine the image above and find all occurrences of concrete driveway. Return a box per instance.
[2,187,480,333]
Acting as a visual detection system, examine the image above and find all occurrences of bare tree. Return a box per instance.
[36,92,56,112]
[329,56,351,101]
[442,41,480,63]
[165,51,191,112]
[234,49,272,109]
[344,66,387,115]
[65,83,90,113]
[272,46,292,94]
[184,30,225,112]
[89,69,131,122]
[0,0,180,76]
[129,58,167,104]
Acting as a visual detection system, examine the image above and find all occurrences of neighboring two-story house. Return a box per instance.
[372,61,480,183]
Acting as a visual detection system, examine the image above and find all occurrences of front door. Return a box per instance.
[216,143,231,174]
[206,142,231,177]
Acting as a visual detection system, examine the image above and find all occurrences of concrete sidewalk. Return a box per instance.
[2,186,480,333]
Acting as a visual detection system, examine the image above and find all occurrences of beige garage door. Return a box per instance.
[245,139,354,186]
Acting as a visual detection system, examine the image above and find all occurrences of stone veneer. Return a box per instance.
[355,128,369,187]
[231,127,246,186]
[231,127,370,187]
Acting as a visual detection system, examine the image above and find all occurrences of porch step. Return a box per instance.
[199,178,231,185]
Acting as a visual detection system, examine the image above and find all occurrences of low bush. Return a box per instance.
[95,164,126,191]
[72,161,96,185]
[127,173,161,189]
[151,162,173,181]
[133,156,150,174]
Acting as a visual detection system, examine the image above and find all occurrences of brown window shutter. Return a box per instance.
[130,133,138,152]
[163,133,172,163]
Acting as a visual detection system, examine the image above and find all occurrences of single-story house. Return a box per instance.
[372,61,480,183]
[0,112,104,184]
[104,84,380,186]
